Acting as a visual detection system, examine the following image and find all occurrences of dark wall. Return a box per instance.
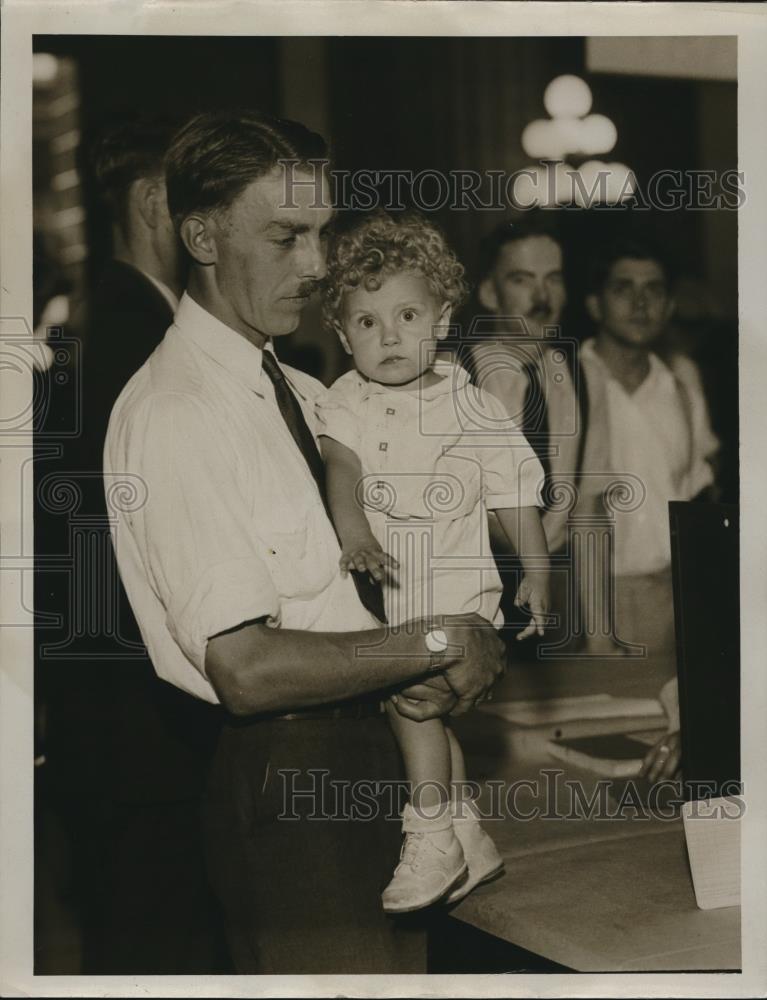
[33,33,738,389]
[34,35,736,301]
[327,36,585,276]
[34,35,281,289]
[34,35,281,122]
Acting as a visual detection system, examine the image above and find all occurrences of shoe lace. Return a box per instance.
[399,832,425,870]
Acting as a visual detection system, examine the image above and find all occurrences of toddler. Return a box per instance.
[317,212,550,912]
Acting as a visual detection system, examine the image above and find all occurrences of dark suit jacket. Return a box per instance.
[79,259,174,475]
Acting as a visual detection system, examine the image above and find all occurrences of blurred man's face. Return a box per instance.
[210,166,332,346]
[479,235,566,340]
[587,257,673,349]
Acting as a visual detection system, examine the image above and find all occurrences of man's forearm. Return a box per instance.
[206,621,437,716]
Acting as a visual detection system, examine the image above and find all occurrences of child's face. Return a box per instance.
[338,271,451,388]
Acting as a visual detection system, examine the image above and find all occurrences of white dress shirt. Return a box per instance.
[580,339,718,576]
[316,362,545,627]
[104,292,376,704]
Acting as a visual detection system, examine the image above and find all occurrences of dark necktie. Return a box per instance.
[260,349,387,623]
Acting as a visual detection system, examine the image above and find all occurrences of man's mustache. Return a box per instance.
[528,303,552,319]
[295,280,321,298]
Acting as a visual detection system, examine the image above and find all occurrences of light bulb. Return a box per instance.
[33,53,59,85]
[572,160,608,206]
[521,119,567,161]
[580,114,618,156]
[552,116,585,156]
[550,163,576,206]
[543,75,593,119]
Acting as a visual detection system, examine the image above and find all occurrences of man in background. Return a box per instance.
[463,214,584,646]
[578,237,719,658]
[41,115,227,973]
[81,114,185,457]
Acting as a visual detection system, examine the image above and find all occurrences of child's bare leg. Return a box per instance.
[445,723,467,785]
[384,700,451,811]
[443,725,504,904]
[381,699,467,913]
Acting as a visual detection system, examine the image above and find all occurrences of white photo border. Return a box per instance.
[1,2,765,997]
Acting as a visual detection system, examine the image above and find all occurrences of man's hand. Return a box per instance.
[390,614,505,721]
[339,537,398,583]
[392,673,457,722]
[439,614,506,716]
[640,730,682,783]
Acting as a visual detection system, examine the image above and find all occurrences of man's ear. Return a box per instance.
[585,293,602,325]
[179,215,218,266]
[434,301,453,341]
[663,295,676,324]
[134,176,166,230]
[477,279,498,314]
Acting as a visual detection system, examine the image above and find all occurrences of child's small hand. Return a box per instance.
[340,539,398,583]
[514,574,550,640]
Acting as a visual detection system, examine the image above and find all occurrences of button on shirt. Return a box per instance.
[315,363,544,627]
[580,339,718,577]
[104,293,376,704]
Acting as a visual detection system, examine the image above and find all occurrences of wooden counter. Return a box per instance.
[445,660,741,972]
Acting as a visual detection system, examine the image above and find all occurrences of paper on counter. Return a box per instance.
[478,693,664,726]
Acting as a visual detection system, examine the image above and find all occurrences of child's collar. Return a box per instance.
[357,359,471,401]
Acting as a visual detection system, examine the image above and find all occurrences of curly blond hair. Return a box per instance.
[322,211,468,333]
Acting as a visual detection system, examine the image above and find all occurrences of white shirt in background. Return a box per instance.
[580,339,718,577]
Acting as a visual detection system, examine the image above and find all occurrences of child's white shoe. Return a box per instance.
[445,799,504,905]
[382,802,467,913]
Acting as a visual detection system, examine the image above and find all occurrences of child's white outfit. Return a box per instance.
[316,360,544,627]
[316,360,545,908]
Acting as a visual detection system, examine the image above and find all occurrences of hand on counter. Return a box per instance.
[640,730,681,782]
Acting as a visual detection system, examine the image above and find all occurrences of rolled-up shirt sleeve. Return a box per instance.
[124,391,280,674]
[315,379,363,456]
[470,388,546,510]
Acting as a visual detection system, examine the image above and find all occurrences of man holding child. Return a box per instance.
[105,110,506,973]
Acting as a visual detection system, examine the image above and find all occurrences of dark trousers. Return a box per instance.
[40,661,228,974]
[202,714,428,974]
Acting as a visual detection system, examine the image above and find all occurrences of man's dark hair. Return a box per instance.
[164,109,329,233]
[477,210,563,283]
[88,114,178,232]
[587,234,673,295]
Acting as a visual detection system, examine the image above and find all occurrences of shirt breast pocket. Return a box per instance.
[261,520,336,600]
